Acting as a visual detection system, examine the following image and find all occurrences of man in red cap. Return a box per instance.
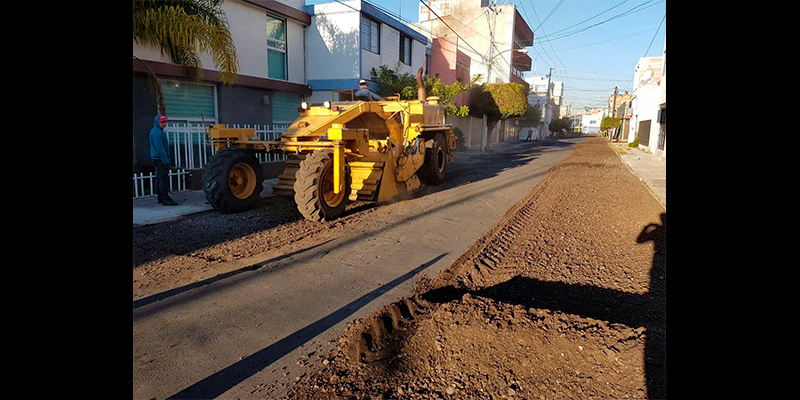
[149,114,178,206]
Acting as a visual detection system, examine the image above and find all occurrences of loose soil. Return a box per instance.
[288,137,666,399]
[133,140,564,300]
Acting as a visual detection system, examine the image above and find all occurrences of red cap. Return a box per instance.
[159,115,168,122]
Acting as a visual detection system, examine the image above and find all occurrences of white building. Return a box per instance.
[305,0,428,102]
[526,76,564,106]
[626,56,663,150]
[655,36,666,157]
[581,109,605,134]
[525,75,563,139]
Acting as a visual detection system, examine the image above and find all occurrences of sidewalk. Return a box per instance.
[611,142,666,208]
[133,179,279,226]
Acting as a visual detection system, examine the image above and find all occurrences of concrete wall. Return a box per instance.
[307,2,362,83]
[307,1,426,95]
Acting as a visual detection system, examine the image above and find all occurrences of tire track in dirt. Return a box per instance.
[288,137,666,400]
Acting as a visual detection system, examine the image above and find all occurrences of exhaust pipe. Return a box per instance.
[416,67,426,102]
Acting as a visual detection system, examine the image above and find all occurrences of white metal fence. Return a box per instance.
[132,123,289,199]
[165,122,289,170]
[132,169,191,199]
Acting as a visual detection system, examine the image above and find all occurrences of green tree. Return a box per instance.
[520,104,542,128]
[549,117,572,134]
[468,82,528,151]
[370,64,417,98]
[370,63,475,117]
[133,0,239,86]
[600,116,620,132]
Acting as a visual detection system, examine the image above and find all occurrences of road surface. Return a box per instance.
[133,138,583,399]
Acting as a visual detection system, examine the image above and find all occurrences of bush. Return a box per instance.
[370,63,475,118]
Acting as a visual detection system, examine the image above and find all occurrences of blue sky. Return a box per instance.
[306,0,667,111]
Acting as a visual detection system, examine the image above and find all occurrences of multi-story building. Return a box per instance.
[626,56,663,148]
[410,0,533,90]
[526,76,564,107]
[133,0,312,170]
[581,109,606,134]
[525,75,563,138]
[656,36,666,157]
[305,0,428,102]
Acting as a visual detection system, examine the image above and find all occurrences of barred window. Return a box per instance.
[361,15,380,54]
[400,35,412,65]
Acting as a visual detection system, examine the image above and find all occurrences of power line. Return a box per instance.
[418,0,483,58]
[535,0,664,44]
[545,0,631,37]
[621,13,666,92]
[532,0,564,32]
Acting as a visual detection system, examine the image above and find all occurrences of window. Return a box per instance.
[400,35,412,65]
[267,15,287,80]
[361,15,379,54]
[160,81,216,121]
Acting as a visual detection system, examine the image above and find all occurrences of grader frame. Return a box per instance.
[202,72,457,221]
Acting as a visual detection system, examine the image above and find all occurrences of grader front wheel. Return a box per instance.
[294,149,351,222]
[203,148,264,213]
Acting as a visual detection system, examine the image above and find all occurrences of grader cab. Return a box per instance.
[202,68,457,222]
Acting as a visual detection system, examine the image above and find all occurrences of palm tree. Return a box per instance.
[133,0,239,85]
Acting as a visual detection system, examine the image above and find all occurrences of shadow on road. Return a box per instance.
[419,212,666,399]
[165,253,448,400]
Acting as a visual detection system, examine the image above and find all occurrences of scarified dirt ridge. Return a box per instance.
[288,137,666,400]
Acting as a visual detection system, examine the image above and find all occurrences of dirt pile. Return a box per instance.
[289,137,666,399]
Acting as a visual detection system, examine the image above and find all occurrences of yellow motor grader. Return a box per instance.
[202,68,457,222]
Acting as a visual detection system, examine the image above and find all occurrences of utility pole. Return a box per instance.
[539,67,554,140]
[485,0,499,84]
[482,0,500,152]
[610,86,618,142]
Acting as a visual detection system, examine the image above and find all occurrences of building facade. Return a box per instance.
[656,36,666,157]
[581,109,606,134]
[525,75,564,138]
[626,56,663,150]
[305,0,428,102]
[410,0,533,90]
[133,0,312,170]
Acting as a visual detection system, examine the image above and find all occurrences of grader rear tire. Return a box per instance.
[294,150,351,222]
[418,133,447,185]
[203,148,264,213]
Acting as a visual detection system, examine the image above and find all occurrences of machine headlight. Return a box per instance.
[323,101,332,109]
[300,101,309,110]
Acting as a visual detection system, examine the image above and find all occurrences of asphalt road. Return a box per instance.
[132,137,584,399]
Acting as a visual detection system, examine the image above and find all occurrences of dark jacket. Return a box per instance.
[149,114,171,165]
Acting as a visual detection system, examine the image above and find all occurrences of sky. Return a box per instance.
[305,0,667,111]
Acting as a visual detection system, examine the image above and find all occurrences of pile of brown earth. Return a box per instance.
[289,137,666,399]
